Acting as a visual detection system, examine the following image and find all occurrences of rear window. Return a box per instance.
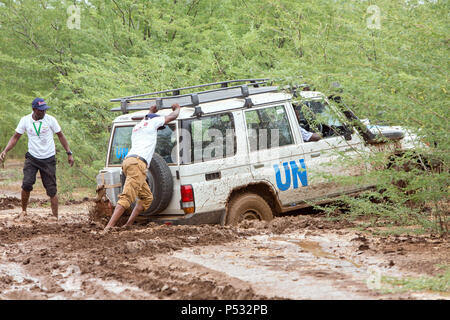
[180,113,236,164]
[108,124,177,165]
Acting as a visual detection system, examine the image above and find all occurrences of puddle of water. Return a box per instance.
[88,278,150,296]
[270,237,362,268]
[172,235,377,300]
[0,262,48,299]
[0,263,40,284]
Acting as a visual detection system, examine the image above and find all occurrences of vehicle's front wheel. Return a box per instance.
[226,193,273,226]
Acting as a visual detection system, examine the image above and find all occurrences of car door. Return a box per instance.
[244,102,308,206]
[293,98,368,201]
[178,111,253,215]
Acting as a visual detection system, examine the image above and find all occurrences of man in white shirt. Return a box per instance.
[0,98,74,220]
[103,103,180,233]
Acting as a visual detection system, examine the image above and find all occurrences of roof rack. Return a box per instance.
[110,79,279,115]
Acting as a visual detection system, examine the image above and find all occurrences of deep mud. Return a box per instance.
[0,197,448,300]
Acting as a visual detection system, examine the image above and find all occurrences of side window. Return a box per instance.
[245,105,294,152]
[180,113,236,164]
[155,124,177,164]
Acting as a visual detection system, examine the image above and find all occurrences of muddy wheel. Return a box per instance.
[226,193,273,226]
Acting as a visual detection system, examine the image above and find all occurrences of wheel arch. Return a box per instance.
[225,182,282,217]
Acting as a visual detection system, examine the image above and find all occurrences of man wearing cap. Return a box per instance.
[0,98,74,220]
[102,103,180,233]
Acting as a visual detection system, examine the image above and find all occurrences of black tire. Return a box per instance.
[145,153,173,215]
[121,153,173,216]
[226,193,273,226]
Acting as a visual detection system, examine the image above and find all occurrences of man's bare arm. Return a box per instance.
[309,133,322,141]
[0,132,22,162]
[56,131,74,166]
[164,103,181,124]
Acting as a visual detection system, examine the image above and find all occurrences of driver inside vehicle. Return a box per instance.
[293,106,322,142]
[300,126,322,142]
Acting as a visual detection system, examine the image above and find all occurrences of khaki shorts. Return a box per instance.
[117,157,153,211]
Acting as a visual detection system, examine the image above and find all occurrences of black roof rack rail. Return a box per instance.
[110,79,279,114]
[110,78,269,102]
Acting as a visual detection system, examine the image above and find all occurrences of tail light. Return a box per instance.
[180,184,195,214]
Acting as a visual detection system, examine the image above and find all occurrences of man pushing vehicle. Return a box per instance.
[102,103,180,233]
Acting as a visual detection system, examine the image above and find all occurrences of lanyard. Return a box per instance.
[32,121,42,137]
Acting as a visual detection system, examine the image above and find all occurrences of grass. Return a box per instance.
[1,158,95,201]
[364,226,429,237]
[0,167,22,185]
[381,265,450,294]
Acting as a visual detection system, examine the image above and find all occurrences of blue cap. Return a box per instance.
[145,113,166,130]
[32,98,51,111]
[145,113,160,119]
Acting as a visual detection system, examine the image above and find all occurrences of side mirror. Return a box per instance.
[344,130,352,141]
[328,95,342,104]
[342,110,356,120]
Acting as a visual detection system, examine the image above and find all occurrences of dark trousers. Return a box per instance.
[22,152,57,197]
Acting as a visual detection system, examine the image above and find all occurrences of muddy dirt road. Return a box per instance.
[0,161,448,300]
[0,196,448,300]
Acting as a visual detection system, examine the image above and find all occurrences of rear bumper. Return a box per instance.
[144,209,226,226]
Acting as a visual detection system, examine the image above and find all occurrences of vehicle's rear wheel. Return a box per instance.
[226,193,273,226]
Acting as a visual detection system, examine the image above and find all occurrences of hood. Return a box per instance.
[361,119,405,141]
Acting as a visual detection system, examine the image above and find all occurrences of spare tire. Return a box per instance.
[120,153,173,216]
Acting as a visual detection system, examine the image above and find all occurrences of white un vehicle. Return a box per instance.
[95,79,418,225]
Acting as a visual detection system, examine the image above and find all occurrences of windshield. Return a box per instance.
[108,124,177,166]
[295,99,350,138]
[303,100,344,127]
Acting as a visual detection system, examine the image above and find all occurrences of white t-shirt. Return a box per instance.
[127,117,165,167]
[15,113,62,159]
[300,126,313,142]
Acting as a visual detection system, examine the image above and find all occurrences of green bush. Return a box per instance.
[0,0,447,232]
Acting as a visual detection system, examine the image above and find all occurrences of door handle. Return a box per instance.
[253,164,264,169]
[311,153,321,158]
[205,172,221,181]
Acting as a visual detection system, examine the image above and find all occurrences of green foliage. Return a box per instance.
[382,265,450,293]
[0,0,448,229]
